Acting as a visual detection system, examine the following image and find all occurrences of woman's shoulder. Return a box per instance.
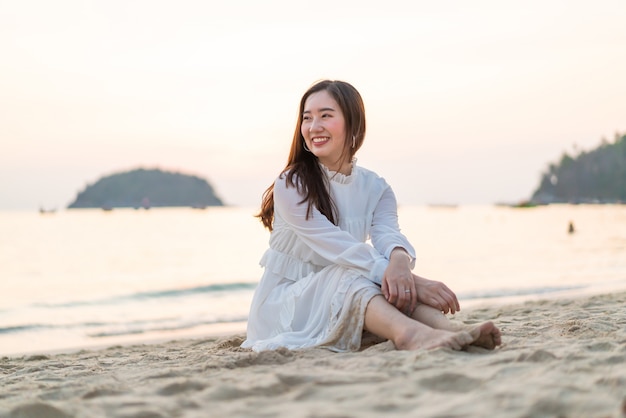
[275,168,298,184]
[354,165,389,188]
[274,170,304,195]
[354,165,380,178]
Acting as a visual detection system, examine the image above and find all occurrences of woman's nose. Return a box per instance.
[309,118,322,131]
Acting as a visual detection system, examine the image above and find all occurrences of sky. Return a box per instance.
[1,0,625,210]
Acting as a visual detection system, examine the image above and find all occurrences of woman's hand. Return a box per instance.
[412,274,460,314]
[381,249,416,315]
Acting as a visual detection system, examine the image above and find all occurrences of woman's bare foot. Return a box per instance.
[394,327,474,351]
[467,321,501,350]
[410,304,502,350]
[364,296,501,352]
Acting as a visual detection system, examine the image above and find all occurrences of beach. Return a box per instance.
[1,291,625,418]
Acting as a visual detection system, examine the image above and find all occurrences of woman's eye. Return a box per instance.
[302,115,311,121]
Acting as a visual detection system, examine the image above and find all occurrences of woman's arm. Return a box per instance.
[370,186,417,313]
[274,177,389,284]
[370,186,416,262]
[369,187,460,314]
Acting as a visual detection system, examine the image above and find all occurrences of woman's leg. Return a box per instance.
[363,295,475,351]
[411,304,501,349]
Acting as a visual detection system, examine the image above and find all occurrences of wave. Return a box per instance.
[1,284,589,339]
[32,281,258,309]
[458,284,586,300]
[0,282,256,339]
[0,324,47,334]
[0,315,248,337]
[87,315,249,338]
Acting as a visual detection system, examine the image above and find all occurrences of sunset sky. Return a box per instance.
[1,0,625,210]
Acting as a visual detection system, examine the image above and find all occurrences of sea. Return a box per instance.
[1,204,625,356]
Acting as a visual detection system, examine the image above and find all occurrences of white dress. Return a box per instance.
[241,163,416,352]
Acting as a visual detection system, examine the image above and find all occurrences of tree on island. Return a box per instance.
[531,133,625,204]
[68,168,224,209]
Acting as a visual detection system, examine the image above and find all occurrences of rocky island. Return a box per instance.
[530,133,625,204]
[67,168,224,209]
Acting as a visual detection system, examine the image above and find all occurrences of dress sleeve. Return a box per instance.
[274,177,389,284]
[370,185,416,268]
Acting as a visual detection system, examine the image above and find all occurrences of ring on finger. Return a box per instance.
[404,289,411,293]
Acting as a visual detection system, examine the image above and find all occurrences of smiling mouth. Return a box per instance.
[312,137,329,144]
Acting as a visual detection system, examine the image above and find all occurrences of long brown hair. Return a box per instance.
[256,80,366,231]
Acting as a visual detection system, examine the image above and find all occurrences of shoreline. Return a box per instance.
[2,291,625,418]
[4,280,625,359]
[0,321,248,359]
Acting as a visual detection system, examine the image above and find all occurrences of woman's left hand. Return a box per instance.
[381,249,416,315]
[412,274,460,314]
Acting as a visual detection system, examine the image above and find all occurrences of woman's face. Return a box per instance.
[301,90,350,173]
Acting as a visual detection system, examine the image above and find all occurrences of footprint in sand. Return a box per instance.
[157,380,206,396]
[516,349,557,362]
[9,402,72,418]
[418,373,482,393]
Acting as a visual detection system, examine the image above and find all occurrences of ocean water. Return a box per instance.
[1,205,625,356]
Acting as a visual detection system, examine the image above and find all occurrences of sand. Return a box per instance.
[1,292,625,418]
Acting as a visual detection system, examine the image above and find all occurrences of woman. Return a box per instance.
[242,80,500,352]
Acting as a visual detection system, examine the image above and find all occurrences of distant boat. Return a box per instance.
[39,207,56,214]
[510,200,539,208]
[495,200,541,208]
[101,205,113,211]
